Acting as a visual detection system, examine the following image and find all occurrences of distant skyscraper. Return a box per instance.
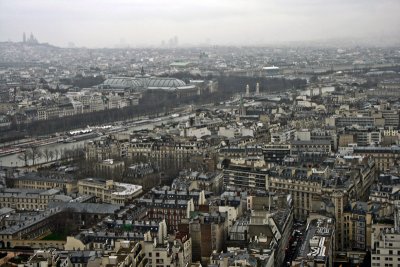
[167,36,179,47]
[22,32,26,43]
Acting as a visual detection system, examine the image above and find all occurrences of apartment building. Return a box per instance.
[268,167,325,220]
[142,220,192,267]
[0,208,62,245]
[290,140,331,161]
[335,116,376,128]
[223,159,268,191]
[182,212,226,264]
[7,173,77,194]
[85,139,124,161]
[96,240,146,267]
[78,178,142,205]
[138,189,210,232]
[86,137,209,171]
[371,228,400,267]
[292,218,335,267]
[0,188,63,211]
[218,146,264,161]
[247,194,293,267]
[353,146,400,172]
[94,159,125,179]
[262,144,291,165]
[339,201,373,252]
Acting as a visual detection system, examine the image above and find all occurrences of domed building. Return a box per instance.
[144,77,198,98]
[145,77,187,90]
[100,76,198,98]
[102,77,143,90]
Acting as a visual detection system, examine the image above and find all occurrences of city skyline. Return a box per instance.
[1,1,400,264]
[1,0,400,48]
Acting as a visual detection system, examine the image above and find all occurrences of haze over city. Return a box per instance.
[2,0,400,266]
[1,0,400,47]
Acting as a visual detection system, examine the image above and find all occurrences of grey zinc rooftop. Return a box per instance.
[15,172,75,183]
[0,188,61,198]
[0,208,62,235]
[48,202,121,214]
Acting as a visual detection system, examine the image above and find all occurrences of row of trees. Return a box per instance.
[59,74,106,89]
[51,207,97,238]
[3,75,307,137]
[73,148,216,188]
[17,145,84,166]
[216,76,307,94]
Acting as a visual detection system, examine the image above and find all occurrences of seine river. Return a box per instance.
[0,114,190,167]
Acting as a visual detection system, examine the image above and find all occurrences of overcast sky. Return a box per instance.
[0,0,399,47]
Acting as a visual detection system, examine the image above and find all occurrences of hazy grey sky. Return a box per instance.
[1,0,399,47]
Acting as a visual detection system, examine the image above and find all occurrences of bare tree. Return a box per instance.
[59,148,66,160]
[29,145,42,166]
[72,147,84,159]
[49,150,55,162]
[64,149,74,161]
[18,146,42,166]
[43,148,51,163]
[54,149,60,160]
[76,158,96,179]
[51,207,78,237]
[18,149,29,166]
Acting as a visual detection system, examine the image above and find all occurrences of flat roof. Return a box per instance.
[291,140,331,145]
[262,66,280,70]
[48,202,121,214]
[296,218,334,260]
[0,188,61,198]
[112,182,142,196]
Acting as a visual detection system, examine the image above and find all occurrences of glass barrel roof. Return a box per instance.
[102,77,189,90]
